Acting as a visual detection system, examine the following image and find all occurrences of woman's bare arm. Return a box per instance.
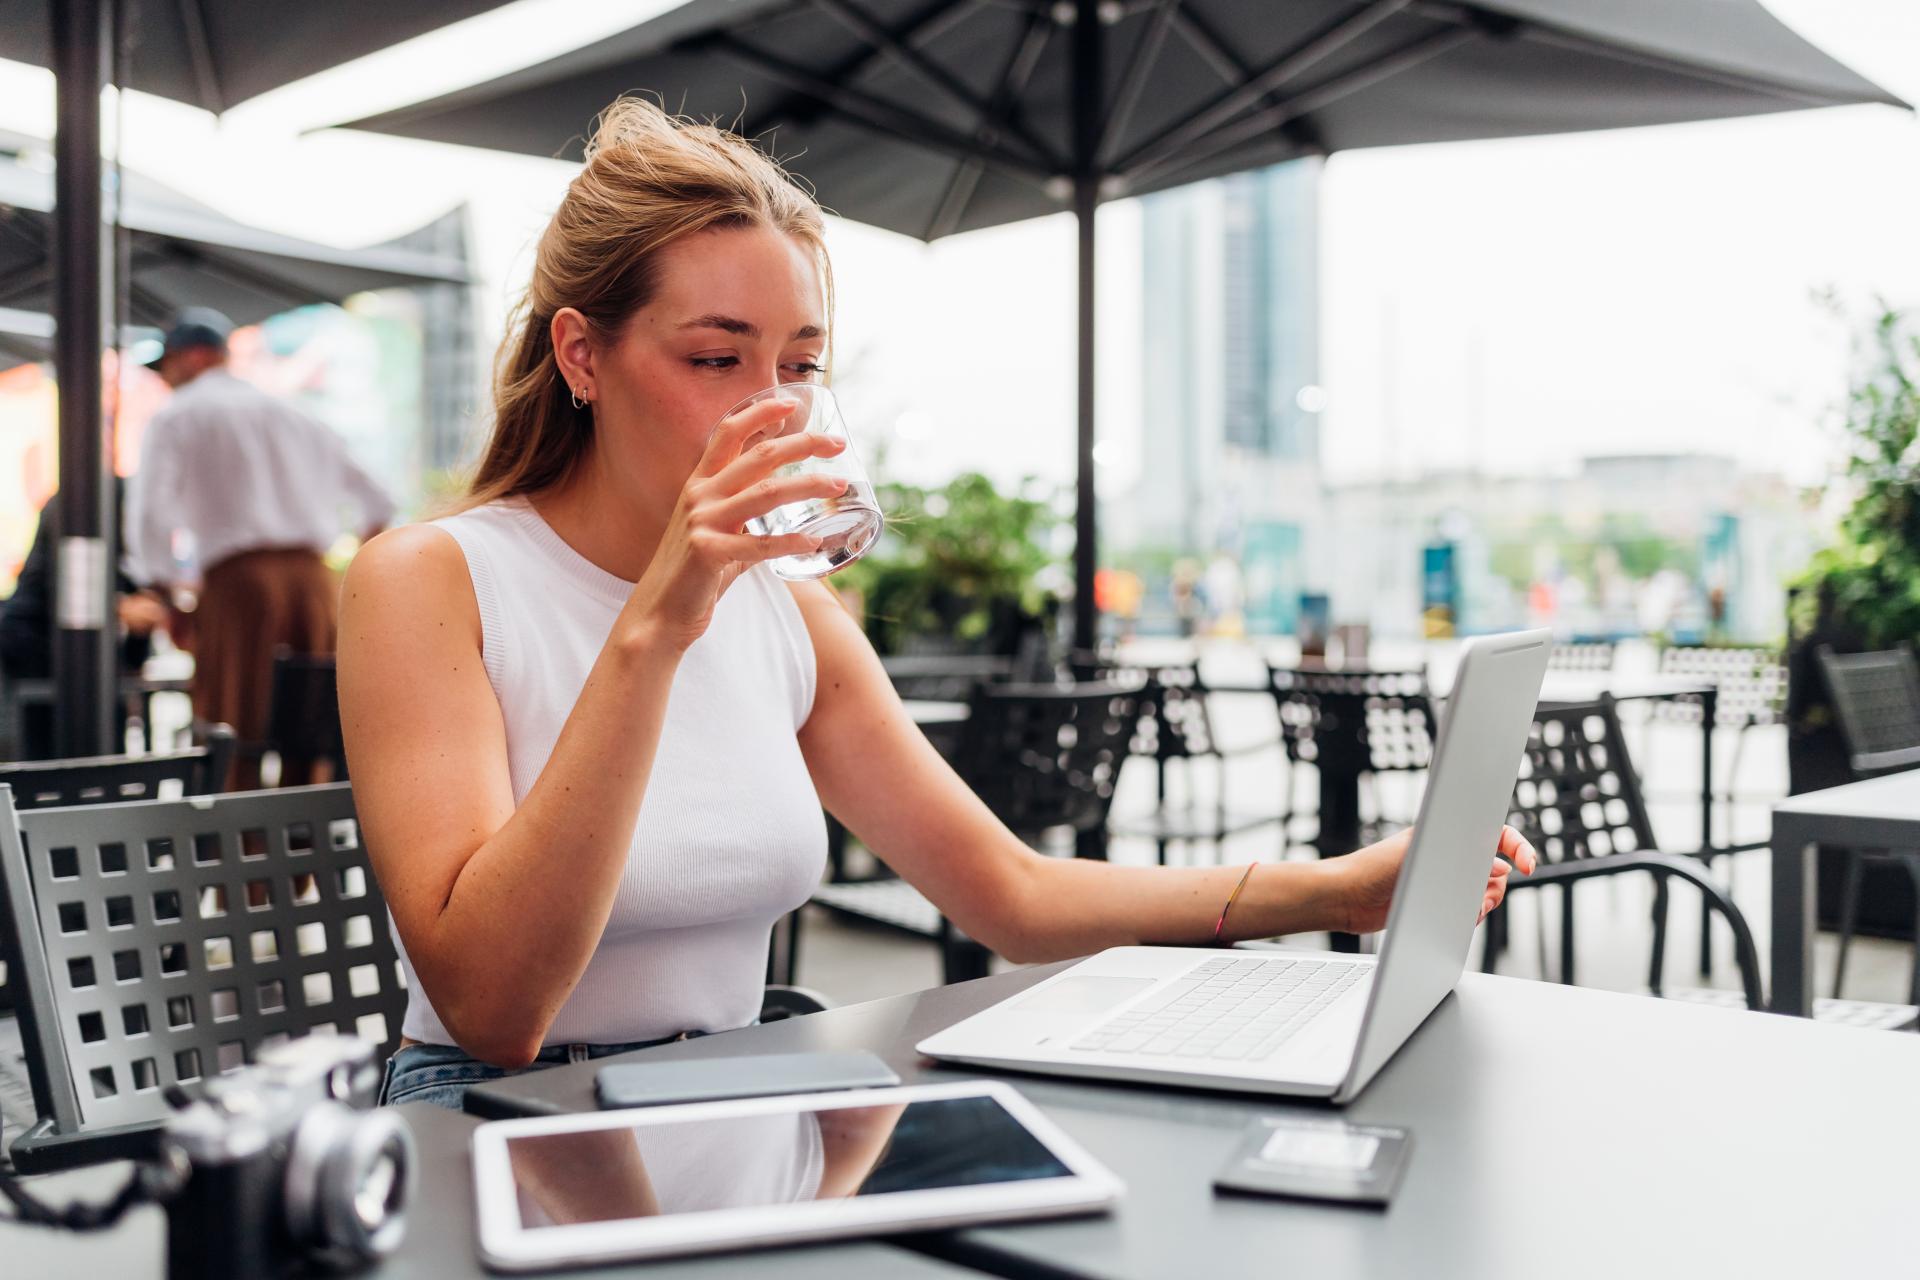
[339,526,683,1068]
[790,582,1531,959]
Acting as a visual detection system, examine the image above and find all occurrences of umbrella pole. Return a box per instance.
[1073,181,1098,658]
[50,0,119,757]
[1070,0,1101,657]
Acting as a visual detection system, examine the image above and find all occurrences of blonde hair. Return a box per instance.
[463,97,831,508]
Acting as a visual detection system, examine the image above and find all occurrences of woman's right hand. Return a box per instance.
[623,394,847,652]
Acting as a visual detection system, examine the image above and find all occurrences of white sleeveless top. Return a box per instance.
[391,498,827,1047]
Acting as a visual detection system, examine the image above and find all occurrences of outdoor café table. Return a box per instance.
[467,961,1915,1280]
[0,1100,981,1280]
[1771,771,1920,1017]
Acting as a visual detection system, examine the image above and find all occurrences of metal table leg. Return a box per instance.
[1769,812,1816,1016]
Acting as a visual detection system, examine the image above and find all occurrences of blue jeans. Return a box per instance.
[379,1034,703,1111]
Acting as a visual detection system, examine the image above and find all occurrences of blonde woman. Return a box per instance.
[340,99,1534,1111]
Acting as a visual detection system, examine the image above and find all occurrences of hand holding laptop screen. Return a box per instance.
[1329,822,1539,935]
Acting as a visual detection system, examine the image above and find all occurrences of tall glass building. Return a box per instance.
[1127,159,1323,633]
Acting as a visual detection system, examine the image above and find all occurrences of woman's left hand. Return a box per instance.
[1331,824,1537,935]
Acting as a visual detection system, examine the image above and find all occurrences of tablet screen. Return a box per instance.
[504,1092,1074,1230]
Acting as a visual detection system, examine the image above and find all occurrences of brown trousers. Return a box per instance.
[193,547,337,787]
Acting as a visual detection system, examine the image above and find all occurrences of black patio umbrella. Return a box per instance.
[339,0,1906,650]
[0,133,470,367]
[0,0,515,752]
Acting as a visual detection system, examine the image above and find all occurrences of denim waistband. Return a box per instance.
[532,1030,708,1065]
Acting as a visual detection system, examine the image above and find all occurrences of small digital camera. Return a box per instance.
[160,1034,416,1280]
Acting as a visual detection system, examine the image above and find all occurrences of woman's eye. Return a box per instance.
[782,362,826,379]
[689,356,739,369]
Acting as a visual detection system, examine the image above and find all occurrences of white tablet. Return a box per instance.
[469,1079,1121,1271]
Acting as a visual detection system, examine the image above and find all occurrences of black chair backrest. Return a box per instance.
[1267,666,1435,776]
[950,681,1145,838]
[0,726,234,810]
[1071,659,1218,765]
[1548,642,1616,674]
[1655,645,1786,728]
[1504,701,1659,866]
[264,649,347,779]
[1817,645,1920,778]
[0,782,406,1170]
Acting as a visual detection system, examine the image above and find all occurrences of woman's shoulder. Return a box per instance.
[341,522,481,647]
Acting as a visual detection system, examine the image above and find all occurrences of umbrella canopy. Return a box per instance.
[337,0,1905,650]
[0,132,471,349]
[0,0,517,114]
[11,0,518,753]
[0,304,153,369]
[343,0,1906,239]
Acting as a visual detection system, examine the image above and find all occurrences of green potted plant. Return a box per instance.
[838,471,1061,658]
[1786,305,1919,934]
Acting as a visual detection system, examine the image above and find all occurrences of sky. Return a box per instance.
[0,0,1914,499]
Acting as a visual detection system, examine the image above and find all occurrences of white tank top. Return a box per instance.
[390,498,827,1047]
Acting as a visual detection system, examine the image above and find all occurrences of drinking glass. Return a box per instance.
[720,383,883,581]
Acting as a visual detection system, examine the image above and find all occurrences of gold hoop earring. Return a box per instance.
[570,387,587,410]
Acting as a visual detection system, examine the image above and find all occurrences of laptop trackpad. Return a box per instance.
[1014,976,1155,1015]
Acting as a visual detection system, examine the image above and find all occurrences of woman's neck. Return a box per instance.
[530,449,676,585]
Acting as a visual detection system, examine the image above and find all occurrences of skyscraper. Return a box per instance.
[1125,159,1323,632]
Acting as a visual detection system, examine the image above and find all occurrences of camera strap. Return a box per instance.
[0,1153,185,1232]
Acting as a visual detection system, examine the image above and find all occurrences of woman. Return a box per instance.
[341,98,1533,1111]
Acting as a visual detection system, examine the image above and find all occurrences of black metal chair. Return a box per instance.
[256,648,347,786]
[1486,700,1764,1009]
[809,680,1145,983]
[0,726,234,1018]
[1817,645,1920,1004]
[0,781,409,1171]
[1082,660,1283,865]
[1267,665,1437,851]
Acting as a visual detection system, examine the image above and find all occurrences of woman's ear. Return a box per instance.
[551,308,596,402]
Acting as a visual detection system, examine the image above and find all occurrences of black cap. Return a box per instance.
[143,307,232,370]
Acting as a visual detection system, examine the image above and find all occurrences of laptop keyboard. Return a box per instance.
[1069,956,1369,1062]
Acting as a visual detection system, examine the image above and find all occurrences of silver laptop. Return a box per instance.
[918,629,1550,1105]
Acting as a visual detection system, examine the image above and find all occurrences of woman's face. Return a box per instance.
[588,224,828,492]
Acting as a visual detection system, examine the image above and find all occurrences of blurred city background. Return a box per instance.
[0,0,1912,652]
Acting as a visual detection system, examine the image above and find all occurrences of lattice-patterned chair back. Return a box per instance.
[0,728,234,1017]
[1505,702,1658,866]
[0,782,406,1171]
[1079,662,1217,766]
[1547,642,1616,674]
[1654,645,1786,728]
[951,681,1145,838]
[1817,646,1920,778]
[1267,666,1435,776]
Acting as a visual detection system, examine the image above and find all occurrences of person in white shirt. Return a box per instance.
[127,308,395,786]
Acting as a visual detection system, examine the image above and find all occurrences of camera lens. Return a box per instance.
[286,1102,416,1269]
[320,1108,415,1265]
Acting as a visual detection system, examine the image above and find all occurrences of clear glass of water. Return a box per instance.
[723,382,883,581]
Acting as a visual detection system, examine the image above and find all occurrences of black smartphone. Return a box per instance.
[594,1051,902,1109]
